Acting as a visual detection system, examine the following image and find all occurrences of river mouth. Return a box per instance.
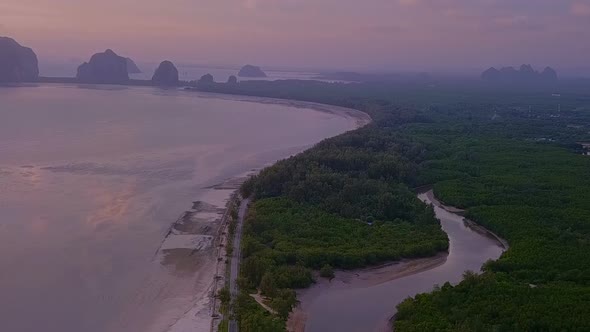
[0,84,367,332]
[292,190,505,332]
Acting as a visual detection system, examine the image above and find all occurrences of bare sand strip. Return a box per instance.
[287,253,448,332]
[188,91,373,129]
[158,173,251,332]
[151,188,235,332]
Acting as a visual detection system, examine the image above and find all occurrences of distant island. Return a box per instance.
[227,75,238,85]
[4,32,590,332]
[0,36,39,82]
[77,49,129,84]
[152,60,179,86]
[126,57,142,74]
[199,73,214,84]
[481,64,558,84]
[238,64,267,78]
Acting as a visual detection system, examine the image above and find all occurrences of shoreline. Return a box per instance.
[149,93,371,332]
[3,82,372,332]
[151,185,239,332]
[12,82,373,129]
[190,91,373,129]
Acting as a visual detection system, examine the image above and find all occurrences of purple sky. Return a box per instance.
[1,0,589,71]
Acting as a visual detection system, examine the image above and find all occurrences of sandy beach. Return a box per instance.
[192,91,373,129]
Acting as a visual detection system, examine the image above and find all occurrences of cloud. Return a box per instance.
[571,2,590,16]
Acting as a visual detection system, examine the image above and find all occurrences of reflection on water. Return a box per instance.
[305,191,505,332]
[0,84,356,332]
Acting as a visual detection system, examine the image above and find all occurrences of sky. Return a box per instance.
[1,0,589,72]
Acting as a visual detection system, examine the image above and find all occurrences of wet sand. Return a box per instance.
[192,92,372,129]
[148,188,233,332]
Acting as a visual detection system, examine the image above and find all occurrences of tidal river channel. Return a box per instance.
[303,190,506,332]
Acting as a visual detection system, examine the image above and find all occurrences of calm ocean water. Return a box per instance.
[0,84,355,332]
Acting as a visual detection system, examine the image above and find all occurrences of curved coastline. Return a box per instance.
[187,91,373,128]
[25,82,373,129]
[0,83,371,332]
[134,88,373,332]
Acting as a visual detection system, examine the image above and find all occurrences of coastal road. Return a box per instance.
[228,198,250,332]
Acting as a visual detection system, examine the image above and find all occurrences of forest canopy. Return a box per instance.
[204,78,590,331]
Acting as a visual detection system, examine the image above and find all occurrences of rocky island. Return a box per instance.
[152,60,179,86]
[126,57,142,74]
[0,36,39,82]
[199,73,214,84]
[238,64,267,78]
[77,49,129,84]
[227,75,238,85]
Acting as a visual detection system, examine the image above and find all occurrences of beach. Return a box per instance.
[153,97,372,332]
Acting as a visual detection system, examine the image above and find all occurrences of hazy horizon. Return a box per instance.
[2,0,590,75]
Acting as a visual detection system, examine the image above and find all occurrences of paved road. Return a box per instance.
[228,198,249,332]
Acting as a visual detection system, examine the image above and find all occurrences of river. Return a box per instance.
[302,190,506,332]
[0,84,365,332]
